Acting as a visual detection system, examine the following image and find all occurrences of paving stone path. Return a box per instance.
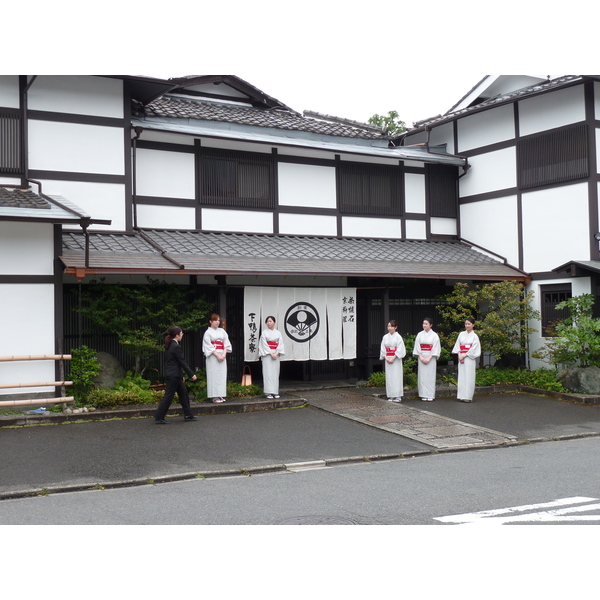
[298,388,517,450]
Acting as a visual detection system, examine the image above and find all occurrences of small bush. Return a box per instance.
[475,367,565,392]
[70,345,101,405]
[366,371,386,387]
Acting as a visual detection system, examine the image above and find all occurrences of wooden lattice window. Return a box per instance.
[518,123,588,190]
[200,148,275,209]
[0,109,22,174]
[338,162,403,216]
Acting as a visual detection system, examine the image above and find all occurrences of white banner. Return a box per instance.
[243,287,357,362]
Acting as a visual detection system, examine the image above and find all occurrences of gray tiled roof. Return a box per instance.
[0,187,51,209]
[0,187,110,225]
[61,230,526,280]
[139,96,385,140]
[410,75,584,131]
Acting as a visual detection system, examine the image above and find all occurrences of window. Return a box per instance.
[200,148,275,209]
[518,123,588,190]
[540,284,572,336]
[0,109,22,174]
[427,164,458,218]
[338,162,403,216]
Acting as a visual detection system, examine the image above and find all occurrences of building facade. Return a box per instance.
[1,74,531,399]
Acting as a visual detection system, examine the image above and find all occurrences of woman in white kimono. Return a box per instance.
[380,320,406,402]
[259,315,285,399]
[202,313,232,403]
[452,317,481,402]
[413,317,441,402]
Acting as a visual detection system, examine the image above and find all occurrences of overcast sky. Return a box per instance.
[7,1,596,130]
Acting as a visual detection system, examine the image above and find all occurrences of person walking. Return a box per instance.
[413,317,441,402]
[452,317,481,402]
[202,313,232,403]
[380,320,406,402]
[259,315,285,399]
[154,326,198,424]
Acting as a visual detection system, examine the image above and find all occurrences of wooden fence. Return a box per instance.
[0,354,74,407]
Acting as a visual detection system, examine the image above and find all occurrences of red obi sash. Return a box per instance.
[420,344,433,352]
[386,346,397,357]
[267,340,279,350]
[460,344,472,353]
[212,340,225,350]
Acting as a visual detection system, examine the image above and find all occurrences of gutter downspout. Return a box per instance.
[131,126,143,230]
[424,125,470,177]
[20,75,37,187]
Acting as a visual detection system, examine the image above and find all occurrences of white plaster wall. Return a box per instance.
[596,129,600,174]
[28,76,124,118]
[279,213,337,236]
[140,131,195,146]
[460,196,519,267]
[430,217,457,236]
[405,220,427,240]
[202,139,272,154]
[457,104,515,152]
[341,216,401,239]
[135,149,196,199]
[403,131,427,145]
[458,147,517,197]
[527,276,592,370]
[278,163,336,209]
[0,75,19,108]
[29,121,125,175]
[0,283,56,394]
[39,180,125,231]
[202,208,273,233]
[404,173,426,213]
[518,85,585,137]
[136,205,196,230]
[428,122,454,151]
[521,183,589,273]
[0,222,54,275]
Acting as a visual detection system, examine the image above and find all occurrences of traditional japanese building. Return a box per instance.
[2,74,554,399]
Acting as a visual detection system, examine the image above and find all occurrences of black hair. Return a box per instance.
[164,325,182,350]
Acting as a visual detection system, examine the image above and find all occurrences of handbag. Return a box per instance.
[241,365,252,386]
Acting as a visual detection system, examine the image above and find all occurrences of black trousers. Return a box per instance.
[155,377,192,420]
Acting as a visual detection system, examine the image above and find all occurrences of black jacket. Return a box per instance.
[165,340,195,379]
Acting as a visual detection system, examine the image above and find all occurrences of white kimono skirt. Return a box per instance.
[380,332,406,399]
[452,331,481,401]
[259,328,285,395]
[203,327,232,399]
[413,330,441,400]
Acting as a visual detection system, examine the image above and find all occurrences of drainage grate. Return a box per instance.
[275,516,357,525]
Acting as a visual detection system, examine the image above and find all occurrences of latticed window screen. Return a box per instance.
[200,148,275,209]
[338,162,403,216]
[0,110,22,174]
[427,164,458,218]
[518,123,588,190]
[540,285,572,336]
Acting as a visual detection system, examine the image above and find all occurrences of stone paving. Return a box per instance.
[299,388,517,449]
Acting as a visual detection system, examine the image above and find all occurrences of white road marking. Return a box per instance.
[435,496,600,524]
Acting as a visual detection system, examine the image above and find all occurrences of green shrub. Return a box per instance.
[366,371,386,387]
[475,367,565,392]
[70,346,101,405]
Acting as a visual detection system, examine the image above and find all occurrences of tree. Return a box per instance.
[436,281,540,365]
[532,294,600,368]
[75,278,212,374]
[368,110,406,136]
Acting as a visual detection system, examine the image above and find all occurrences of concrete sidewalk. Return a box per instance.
[2,382,600,500]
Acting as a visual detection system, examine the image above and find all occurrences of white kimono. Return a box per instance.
[413,330,441,400]
[380,332,406,399]
[203,326,232,399]
[452,331,481,401]
[259,328,285,395]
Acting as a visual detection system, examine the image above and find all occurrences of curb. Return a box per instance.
[0,397,307,427]
[3,430,600,502]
